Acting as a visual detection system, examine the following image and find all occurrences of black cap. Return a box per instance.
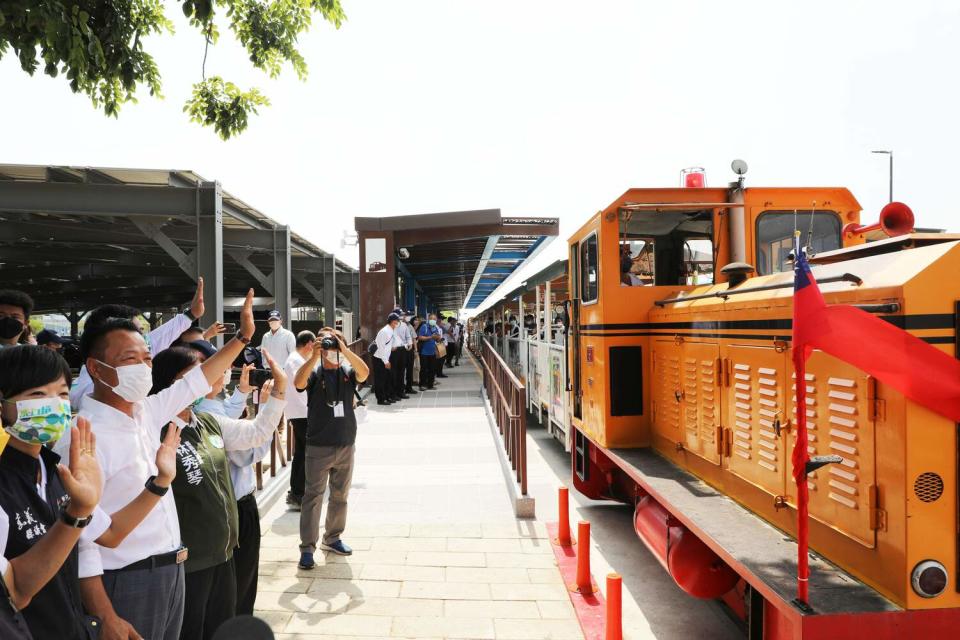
[187,339,218,359]
[36,329,63,345]
[267,310,282,321]
[387,312,400,322]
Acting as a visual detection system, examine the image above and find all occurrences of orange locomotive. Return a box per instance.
[566,165,960,638]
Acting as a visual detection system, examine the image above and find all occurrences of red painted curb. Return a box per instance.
[547,522,606,640]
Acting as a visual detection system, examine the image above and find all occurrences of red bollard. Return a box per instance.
[605,573,622,640]
[572,521,595,594]
[557,487,574,547]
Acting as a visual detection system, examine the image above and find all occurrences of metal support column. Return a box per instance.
[273,226,292,326]
[322,256,337,328]
[196,181,223,343]
[350,271,360,329]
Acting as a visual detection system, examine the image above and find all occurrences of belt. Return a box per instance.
[109,547,189,573]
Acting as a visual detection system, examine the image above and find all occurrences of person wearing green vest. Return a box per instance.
[149,346,287,640]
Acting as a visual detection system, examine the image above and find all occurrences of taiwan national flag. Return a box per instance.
[790,235,960,602]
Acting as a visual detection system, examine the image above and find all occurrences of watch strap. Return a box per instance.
[236,332,251,345]
[183,308,198,322]
[60,508,93,529]
[145,475,169,497]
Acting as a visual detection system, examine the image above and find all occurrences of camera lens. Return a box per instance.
[321,337,338,350]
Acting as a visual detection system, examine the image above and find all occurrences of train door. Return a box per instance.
[785,351,878,548]
[721,343,789,498]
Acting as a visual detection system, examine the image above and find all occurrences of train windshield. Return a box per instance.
[619,209,714,286]
[756,211,841,275]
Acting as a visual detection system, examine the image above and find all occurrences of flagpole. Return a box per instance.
[792,231,811,606]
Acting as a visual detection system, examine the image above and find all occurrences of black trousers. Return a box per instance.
[234,495,261,616]
[289,418,308,498]
[373,357,390,401]
[182,558,236,640]
[389,348,404,398]
[404,348,415,390]
[420,354,436,388]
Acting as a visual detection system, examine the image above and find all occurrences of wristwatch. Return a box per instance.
[183,308,198,321]
[145,475,170,497]
[235,332,251,345]
[60,501,94,528]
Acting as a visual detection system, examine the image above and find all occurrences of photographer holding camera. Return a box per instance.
[293,328,369,569]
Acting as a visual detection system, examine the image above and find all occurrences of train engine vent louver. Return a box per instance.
[913,472,944,503]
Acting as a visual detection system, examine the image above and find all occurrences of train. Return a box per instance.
[475,164,960,638]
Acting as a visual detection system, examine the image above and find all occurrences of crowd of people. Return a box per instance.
[0,283,372,640]
[368,309,464,405]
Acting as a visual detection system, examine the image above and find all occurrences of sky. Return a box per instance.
[3,1,959,314]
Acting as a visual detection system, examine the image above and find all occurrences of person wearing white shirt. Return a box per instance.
[69,279,206,410]
[284,331,316,509]
[260,310,296,370]
[389,308,411,402]
[61,288,260,640]
[399,314,418,394]
[373,314,399,405]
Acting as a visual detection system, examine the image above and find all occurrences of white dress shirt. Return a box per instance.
[374,324,395,365]
[206,396,286,500]
[260,327,296,369]
[0,507,7,576]
[58,366,211,576]
[70,313,192,410]
[393,321,412,350]
[283,351,310,420]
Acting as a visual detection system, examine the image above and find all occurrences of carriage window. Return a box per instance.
[580,234,599,304]
[619,208,714,286]
[682,238,714,285]
[756,211,841,275]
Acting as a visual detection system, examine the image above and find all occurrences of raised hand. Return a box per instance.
[58,417,102,518]
[260,379,275,400]
[190,277,205,320]
[238,363,255,393]
[156,425,181,487]
[239,288,255,340]
[262,350,287,392]
[203,322,228,340]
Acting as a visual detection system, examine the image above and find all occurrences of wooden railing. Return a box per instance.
[478,337,528,496]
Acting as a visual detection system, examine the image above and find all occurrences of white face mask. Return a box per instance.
[324,351,340,366]
[96,360,154,403]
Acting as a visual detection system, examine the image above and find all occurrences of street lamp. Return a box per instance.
[872,150,893,203]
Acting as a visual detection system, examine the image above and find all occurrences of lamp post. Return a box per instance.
[872,150,893,203]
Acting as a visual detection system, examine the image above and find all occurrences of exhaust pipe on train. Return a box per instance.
[633,496,739,599]
[843,201,914,239]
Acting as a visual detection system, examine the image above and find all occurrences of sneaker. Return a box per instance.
[320,540,353,556]
[298,552,315,570]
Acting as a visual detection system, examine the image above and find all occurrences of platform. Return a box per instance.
[253,360,584,639]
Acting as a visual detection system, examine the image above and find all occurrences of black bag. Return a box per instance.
[367,341,378,356]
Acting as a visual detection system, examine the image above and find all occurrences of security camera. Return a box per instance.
[398,247,410,259]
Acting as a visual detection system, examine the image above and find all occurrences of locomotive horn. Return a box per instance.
[843,201,915,238]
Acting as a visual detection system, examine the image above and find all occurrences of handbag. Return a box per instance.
[436,341,447,359]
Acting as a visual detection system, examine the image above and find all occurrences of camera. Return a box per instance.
[320,336,339,350]
[248,369,273,388]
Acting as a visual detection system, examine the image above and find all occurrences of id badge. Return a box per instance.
[333,403,345,418]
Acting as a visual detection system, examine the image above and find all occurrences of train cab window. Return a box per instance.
[580,233,599,303]
[619,209,714,286]
[756,211,841,275]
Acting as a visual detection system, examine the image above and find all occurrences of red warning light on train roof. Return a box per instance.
[680,167,706,188]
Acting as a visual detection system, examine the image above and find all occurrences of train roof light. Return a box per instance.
[681,167,706,188]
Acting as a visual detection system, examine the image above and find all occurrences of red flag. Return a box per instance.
[791,242,960,604]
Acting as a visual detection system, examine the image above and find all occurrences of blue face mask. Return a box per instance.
[428,319,437,327]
